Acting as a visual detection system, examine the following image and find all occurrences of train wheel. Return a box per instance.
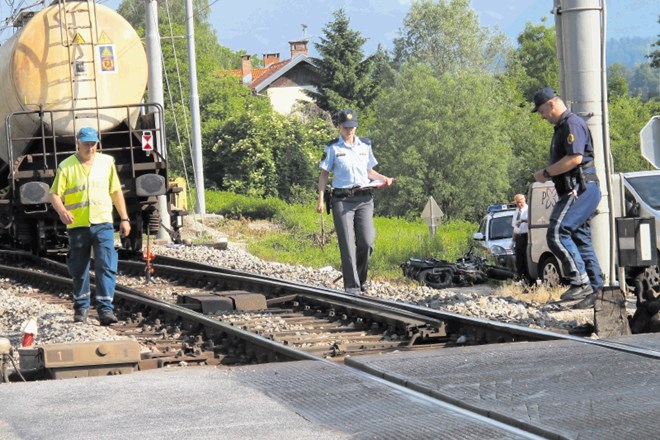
[540,254,562,287]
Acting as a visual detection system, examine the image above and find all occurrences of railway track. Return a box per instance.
[0,250,554,368]
[5,249,660,439]
[3,249,660,372]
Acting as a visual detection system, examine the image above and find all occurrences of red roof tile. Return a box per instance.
[218,59,294,89]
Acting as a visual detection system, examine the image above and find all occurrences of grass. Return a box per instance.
[497,281,567,304]
[204,190,478,282]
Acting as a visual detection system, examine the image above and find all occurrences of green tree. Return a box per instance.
[273,117,335,203]
[117,0,260,180]
[608,95,655,172]
[607,63,631,99]
[496,73,552,195]
[306,9,376,117]
[207,111,281,197]
[206,110,334,199]
[392,0,508,76]
[497,18,560,194]
[648,16,660,69]
[369,65,512,221]
[629,63,660,101]
[505,19,558,100]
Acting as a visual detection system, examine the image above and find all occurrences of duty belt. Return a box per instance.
[332,187,374,198]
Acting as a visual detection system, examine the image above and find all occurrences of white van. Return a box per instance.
[526,170,660,286]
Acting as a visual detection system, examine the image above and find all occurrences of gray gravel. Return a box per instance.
[0,237,592,364]
[0,279,129,351]
[151,242,591,331]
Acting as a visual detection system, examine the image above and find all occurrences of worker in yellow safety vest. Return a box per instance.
[50,127,131,325]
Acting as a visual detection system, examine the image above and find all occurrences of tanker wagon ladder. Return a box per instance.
[59,0,101,136]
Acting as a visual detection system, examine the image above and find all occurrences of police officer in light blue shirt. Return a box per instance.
[317,109,394,295]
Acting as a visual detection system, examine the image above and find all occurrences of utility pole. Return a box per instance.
[186,0,205,214]
[145,0,172,240]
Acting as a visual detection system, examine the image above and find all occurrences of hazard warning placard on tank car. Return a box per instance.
[98,44,117,73]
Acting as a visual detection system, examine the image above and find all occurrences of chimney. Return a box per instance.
[263,53,280,67]
[240,55,252,84]
[289,40,308,58]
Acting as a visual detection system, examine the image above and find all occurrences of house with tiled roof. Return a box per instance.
[224,40,317,115]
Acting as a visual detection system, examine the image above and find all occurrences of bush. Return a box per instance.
[205,190,287,220]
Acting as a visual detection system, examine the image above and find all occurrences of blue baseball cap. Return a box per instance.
[78,127,99,143]
[338,109,358,128]
[531,87,557,112]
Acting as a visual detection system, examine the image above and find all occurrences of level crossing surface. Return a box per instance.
[347,333,660,439]
[3,334,660,439]
[1,359,537,439]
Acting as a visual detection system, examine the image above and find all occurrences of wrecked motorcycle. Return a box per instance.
[401,251,514,289]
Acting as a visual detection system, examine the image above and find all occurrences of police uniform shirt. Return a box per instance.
[550,111,594,164]
[319,136,377,189]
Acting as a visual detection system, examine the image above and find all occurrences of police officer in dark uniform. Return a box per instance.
[316,109,393,295]
[532,87,603,309]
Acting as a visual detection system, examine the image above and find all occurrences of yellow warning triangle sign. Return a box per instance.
[101,47,113,57]
[98,31,112,44]
[73,33,85,44]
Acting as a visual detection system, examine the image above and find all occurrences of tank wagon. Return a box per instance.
[0,0,183,254]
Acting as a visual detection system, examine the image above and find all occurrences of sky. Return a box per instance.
[1,0,658,57]
[187,0,657,58]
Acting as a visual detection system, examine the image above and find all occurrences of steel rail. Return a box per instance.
[125,253,660,360]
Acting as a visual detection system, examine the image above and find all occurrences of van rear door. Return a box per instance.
[527,182,558,279]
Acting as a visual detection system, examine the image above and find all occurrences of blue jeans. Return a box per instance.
[547,181,603,291]
[67,223,118,313]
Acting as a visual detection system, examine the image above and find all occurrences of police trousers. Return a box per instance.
[67,223,118,313]
[331,192,375,294]
[546,181,603,290]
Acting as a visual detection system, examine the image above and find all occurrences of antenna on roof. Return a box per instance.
[301,23,307,40]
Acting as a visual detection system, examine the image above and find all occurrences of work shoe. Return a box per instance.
[99,311,119,326]
[560,284,593,301]
[73,308,88,323]
[573,290,599,309]
[360,281,370,292]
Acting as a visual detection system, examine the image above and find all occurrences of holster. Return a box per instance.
[552,174,577,196]
[553,162,599,196]
[324,188,332,214]
[577,167,587,194]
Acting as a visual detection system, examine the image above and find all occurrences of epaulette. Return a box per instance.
[325,138,336,146]
[359,137,372,145]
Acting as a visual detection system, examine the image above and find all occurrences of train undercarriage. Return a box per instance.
[0,104,185,255]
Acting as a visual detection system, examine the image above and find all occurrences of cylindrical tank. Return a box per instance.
[0,2,147,164]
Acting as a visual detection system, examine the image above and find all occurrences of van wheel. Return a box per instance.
[540,255,562,287]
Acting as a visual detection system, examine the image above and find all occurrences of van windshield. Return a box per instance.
[490,215,514,240]
[627,175,660,210]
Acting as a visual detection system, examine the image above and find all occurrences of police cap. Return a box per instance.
[337,109,358,128]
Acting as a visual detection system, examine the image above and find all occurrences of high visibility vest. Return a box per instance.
[50,153,121,228]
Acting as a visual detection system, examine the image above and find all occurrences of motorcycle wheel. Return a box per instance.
[417,268,453,289]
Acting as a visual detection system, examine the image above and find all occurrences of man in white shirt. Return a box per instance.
[511,193,529,282]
